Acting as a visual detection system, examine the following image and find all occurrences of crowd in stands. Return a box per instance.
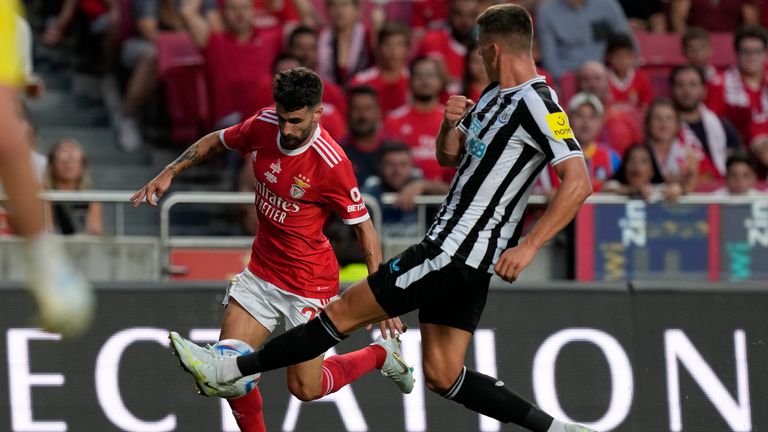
[11,0,768,237]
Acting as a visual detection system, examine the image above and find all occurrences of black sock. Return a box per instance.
[443,367,554,432]
[236,311,347,375]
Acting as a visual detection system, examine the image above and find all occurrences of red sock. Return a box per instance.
[227,387,266,432]
[320,345,387,397]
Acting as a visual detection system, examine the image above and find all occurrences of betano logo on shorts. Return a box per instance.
[254,179,300,224]
[545,112,574,140]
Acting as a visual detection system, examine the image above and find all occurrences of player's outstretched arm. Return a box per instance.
[130,131,226,207]
[436,95,473,167]
[494,157,592,283]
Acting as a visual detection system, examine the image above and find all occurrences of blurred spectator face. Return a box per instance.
[726,161,757,194]
[223,0,255,35]
[327,0,359,31]
[577,62,609,102]
[624,146,656,188]
[606,48,636,77]
[273,57,303,74]
[671,68,705,112]
[289,33,319,70]
[737,37,767,76]
[570,103,604,145]
[348,93,381,138]
[380,150,413,190]
[51,141,85,185]
[379,33,409,70]
[449,0,478,43]
[647,103,679,143]
[467,47,488,84]
[684,37,712,68]
[411,59,444,102]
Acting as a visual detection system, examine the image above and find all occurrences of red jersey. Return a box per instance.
[417,30,467,82]
[608,68,653,109]
[221,108,369,299]
[384,105,453,182]
[411,0,447,30]
[251,0,300,30]
[203,30,281,123]
[706,66,768,142]
[349,67,409,115]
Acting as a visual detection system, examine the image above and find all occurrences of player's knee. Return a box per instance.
[322,301,354,334]
[422,363,458,394]
[287,379,322,402]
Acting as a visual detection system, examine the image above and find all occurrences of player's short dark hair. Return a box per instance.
[347,85,380,103]
[726,151,757,173]
[682,26,710,49]
[476,4,533,51]
[669,64,706,87]
[378,22,410,46]
[272,67,323,111]
[735,25,768,52]
[605,33,635,55]
[378,140,411,161]
[288,25,316,48]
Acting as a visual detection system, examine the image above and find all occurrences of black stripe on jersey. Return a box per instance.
[519,100,556,161]
[435,99,524,246]
[479,157,548,269]
[532,82,581,153]
[426,151,474,238]
[460,82,500,130]
[455,144,538,260]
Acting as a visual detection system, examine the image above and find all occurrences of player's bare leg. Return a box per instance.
[0,87,93,338]
[420,322,594,432]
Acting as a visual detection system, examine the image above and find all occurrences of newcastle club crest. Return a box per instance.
[290,176,311,199]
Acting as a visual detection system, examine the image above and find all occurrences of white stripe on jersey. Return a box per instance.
[427,77,583,272]
[394,251,452,289]
[312,144,336,167]
[312,139,341,166]
[317,136,342,163]
[257,114,279,125]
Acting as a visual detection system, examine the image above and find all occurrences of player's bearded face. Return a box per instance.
[276,106,319,148]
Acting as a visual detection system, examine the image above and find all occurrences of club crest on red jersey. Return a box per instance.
[290,175,311,199]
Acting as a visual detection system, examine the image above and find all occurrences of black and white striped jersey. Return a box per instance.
[426,77,584,273]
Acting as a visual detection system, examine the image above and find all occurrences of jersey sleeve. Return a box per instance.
[457,103,477,135]
[220,109,273,155]
[324,159,370,225]
[523,86,584,166]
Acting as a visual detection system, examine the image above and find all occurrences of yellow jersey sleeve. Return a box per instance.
[0,0,24,88]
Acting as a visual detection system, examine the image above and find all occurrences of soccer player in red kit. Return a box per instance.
[131,68,414,432]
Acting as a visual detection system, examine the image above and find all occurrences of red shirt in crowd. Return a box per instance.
[221,108,368,299]
[608,68,653,109]
[685,0,757,32]
[349,67,409,115]
[203,29,281,123]
[411,0,448,31]
[706,66,768,143]
[417,29,467,83]
[384,104,454,182]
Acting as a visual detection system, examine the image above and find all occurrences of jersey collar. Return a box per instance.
[277,125,321,156]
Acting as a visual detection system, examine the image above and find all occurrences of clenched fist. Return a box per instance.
[443,95,475,128]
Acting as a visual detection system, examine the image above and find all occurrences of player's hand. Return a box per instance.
[131,169,175,208]
[494,242,538,283]
[443,95,475,128]
[367,317,405,339]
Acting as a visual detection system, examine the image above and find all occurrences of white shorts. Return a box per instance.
[222,268,338,332]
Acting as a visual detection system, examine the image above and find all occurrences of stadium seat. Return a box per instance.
[116,0,136,45]
[635,31,687,67]
[156,32,209,144]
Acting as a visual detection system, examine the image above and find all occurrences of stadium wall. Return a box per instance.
[0,283,766,432]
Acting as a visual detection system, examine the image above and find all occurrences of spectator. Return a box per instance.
[576,61,643,155]
[645,99,703,193]
[682,27,721,85]
[706,26,768,145]
[384,57,452,184]
[462,44,491,104]
[181,0,282,128]
[417,0,479,94]
[205,0,315,32]
[716,151,760,195]
[116,0,186,151]
[317,0,372,86]
[287,26,347,116]
[411,0,448,36]
[618,0,666,33]
[44,139,102,235]
[536,0,632,79]
[670,65,741,180]
[340,86,386,185]
[605,33,653,110]
[362,142,448,237]
[349,23,411,115]
[603,144,682,201]
[670,0,759,33]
